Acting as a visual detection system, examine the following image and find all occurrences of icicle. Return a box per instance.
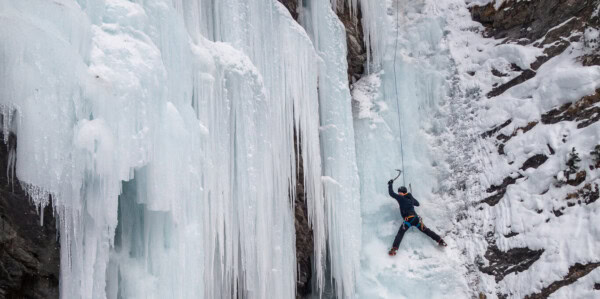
[1,0,327,298]
[300,1,362,297]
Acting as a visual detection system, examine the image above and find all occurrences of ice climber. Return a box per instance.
[387,180,447,256]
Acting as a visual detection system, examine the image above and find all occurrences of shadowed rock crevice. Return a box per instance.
[524,262,600,299]
[333,0,367,83]
[487,69,536,98]
[0,133,59,299]
[478,242,544,282]
[481,174,524,206]
[293,131,313,298]
[481,119,512,138]
[496,121,537,144]
[278,2,366,296]
[541,89,600,129]
[520,154,548,171]
[278,0,299,20]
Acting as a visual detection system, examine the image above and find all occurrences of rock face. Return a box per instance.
[471,0,598,43]
[0,134,59,298]
[478,235,544,283]
[333,1,367,83]
[279,0,299,20]
[472,0,600,297]
[293,133,314,298]
[524,262,600,299]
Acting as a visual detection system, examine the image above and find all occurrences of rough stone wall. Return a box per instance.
[0,134,59,299]
[333,0,367,84]
[279,0,300,20]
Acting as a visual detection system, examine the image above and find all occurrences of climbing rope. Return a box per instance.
[392,0,406,187]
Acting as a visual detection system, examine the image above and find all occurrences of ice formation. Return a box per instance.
[0,0,475,297]
[3,0,598,297]
[351,0,472,297]
[0,0,336,298]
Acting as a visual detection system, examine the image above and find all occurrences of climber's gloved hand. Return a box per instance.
[388,180,393,185]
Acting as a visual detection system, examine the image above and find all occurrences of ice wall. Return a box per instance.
[301,0,362,297]
[0,0,337,298]
[351,0,470,297]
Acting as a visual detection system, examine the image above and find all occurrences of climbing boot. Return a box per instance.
[438,239,447,247]
[388,247,398,256]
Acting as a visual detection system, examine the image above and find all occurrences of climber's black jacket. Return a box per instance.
[388,182,419,218]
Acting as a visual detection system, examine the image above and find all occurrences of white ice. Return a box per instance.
[352,0,470,298]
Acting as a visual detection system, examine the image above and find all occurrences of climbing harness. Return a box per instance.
[402,215,424,230]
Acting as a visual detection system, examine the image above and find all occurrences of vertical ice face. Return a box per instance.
[0,0,326,298]
[300,1,362,297]
[351,0,470,297]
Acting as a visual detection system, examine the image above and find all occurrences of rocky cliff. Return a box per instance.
[0,134,59,298]
[467,0,600,297]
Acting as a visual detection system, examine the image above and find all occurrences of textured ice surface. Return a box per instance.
[6,0,597,298]
[301,1,362,296]
[352,0,471,298]
[0,0,329,298]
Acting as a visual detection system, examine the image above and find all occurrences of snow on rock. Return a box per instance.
[445,0,600,298]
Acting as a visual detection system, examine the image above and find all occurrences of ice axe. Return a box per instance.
[391,169,402,182]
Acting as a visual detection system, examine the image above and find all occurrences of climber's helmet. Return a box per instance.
[398,186,408,194]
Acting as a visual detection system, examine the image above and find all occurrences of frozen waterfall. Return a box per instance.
[0,0,476,298]
[0,0,337,297]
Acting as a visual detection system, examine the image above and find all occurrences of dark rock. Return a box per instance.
[541,89,600,129]
[491,68,508,77]
[278,0,299,20]
[470,0,597,43]
[293,131,313,297]
[504,231,519,238]
[471,0,599,76]
[334,2,366,83]
[481,174,524,206]
[509,63,523,72]
[498,144,505,155]
[547,144,555,155]
[552,208,563,217]
[594,283,600,290]
[520,154,548,171]
[566,170,586,186]
[524,262,600,299]
[487,69,536,98]
[0,133,59,298]
[581,53,600,67]
[591,145,600,168]
[565,183,599,205]
[496,121,537,144]
[481,119,512,139]
[479,242,544,282]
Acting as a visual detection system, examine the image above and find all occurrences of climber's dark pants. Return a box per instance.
[392,215,441,248]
